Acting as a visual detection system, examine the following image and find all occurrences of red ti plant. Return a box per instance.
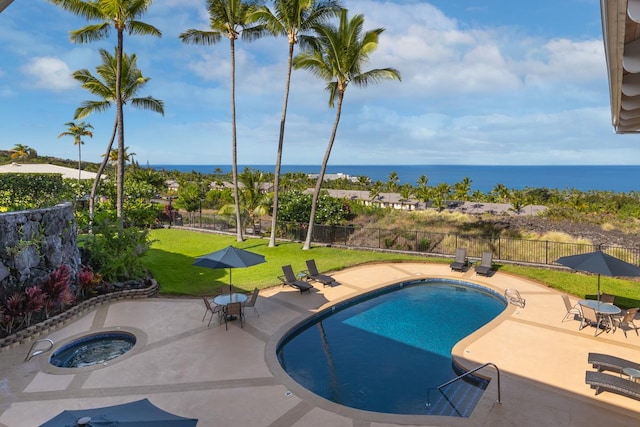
[4,292,25,334]
[77,265,98,298]
[41,264,75,316]
[23,286,46,327]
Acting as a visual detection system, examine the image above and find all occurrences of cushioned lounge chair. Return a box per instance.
[504,288,526,308]
[561,294,582,322]
[278,265,312,293]
[303,259,336,287]
[450,248,469,272]
[475,251,494,276]
[585,371,640,400]
[589,352,640,373]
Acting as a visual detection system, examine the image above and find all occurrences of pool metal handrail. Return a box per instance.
[426,362,502,408]
[25,338,54,362]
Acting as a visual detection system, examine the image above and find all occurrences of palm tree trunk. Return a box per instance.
[77,141,82,184]
[230,38,243,242]
[303,91,344,250]
[89,120,118,225]
[269,41,295,248]
[115,30,125,222]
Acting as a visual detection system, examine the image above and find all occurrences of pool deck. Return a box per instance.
[1,261,639,426]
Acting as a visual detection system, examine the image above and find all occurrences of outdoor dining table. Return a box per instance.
[579,299,622,332]
[213,293,248,320]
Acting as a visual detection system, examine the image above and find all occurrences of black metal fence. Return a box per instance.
[174,212,640,266]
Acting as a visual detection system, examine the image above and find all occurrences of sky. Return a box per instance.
[1,0,638,166]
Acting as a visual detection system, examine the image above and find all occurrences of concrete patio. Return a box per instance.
[0,262,639,426]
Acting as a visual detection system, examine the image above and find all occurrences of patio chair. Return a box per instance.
[278,265,313,293]
[600,293,616,304]
[224,302,244,330]
[579,304,606,335]
[450,248,469,272]
[202,297,224,327]
[613,307,639,338]
[561,294,582,322]
[475,251,494,276]
[504,288,526,308]
[585,371,640,400]
[303,259,337,287]
[242,288,260,317]
[588,352,640,374]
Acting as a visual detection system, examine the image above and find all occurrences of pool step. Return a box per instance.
[425,380,487,417]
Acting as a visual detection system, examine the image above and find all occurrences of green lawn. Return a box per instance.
[144,228,640,308]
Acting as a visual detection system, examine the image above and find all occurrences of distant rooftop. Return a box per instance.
[0,163,98,180]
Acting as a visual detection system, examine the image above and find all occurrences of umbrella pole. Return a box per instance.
[229,268,233,294]
[597,274,601,302]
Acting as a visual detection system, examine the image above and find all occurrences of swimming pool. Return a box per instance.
[276,279,506,416]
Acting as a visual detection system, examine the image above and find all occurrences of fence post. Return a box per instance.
[545,241,549,265]
[378,228,381,249]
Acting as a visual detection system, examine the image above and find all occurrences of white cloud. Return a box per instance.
[20,57,76,92]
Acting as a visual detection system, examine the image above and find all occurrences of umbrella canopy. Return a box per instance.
[556,250,640,301]
[193,246,266,293]
[40,398,198,426]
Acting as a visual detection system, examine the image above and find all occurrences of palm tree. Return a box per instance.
[252,0,341,248]
[293,10,401,250]
[73,48,164,221]
[180,0,262,243]
[50,0,161,221]
[57,121,94,183]
[9,144,35,162]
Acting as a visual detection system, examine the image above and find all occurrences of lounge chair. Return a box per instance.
[450,248,469,272]
[504,288,526,308]
[224,302,244,330]
[303,259,337,287]
[475,251,494,276]
[242,288,260,316]
[202,297,224,327]
[588,352,640,374]
[613,307,639,337]
[278,265,313,293]
[585,371,640,400]
[561,294,582,322]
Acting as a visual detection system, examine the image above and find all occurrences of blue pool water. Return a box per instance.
[50,332,136,368]
[277,279,506,416]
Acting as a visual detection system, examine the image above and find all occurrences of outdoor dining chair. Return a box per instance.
[202,297,224,327]
[242,288,260,317]
[613,307,639,337]
[224,302,244,330]
[562,294,582,323]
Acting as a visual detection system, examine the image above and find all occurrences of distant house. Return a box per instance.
[0,162,98,180]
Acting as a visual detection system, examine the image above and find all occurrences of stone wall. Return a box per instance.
[0,202,80,288]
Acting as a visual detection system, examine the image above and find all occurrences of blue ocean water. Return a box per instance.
[151,164,640,193]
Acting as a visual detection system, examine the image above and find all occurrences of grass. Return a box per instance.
[144,228,640,308]
[145,228,425,295]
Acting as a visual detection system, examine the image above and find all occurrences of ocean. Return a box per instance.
[150,164,640,193]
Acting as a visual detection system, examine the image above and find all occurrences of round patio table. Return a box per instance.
[578,300,621,315]
[213,293,248,306]
[213,293,248,320]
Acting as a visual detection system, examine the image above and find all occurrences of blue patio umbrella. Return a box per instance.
[39,398,198,426]
[556,250,640,301]
[193,245,266,294]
